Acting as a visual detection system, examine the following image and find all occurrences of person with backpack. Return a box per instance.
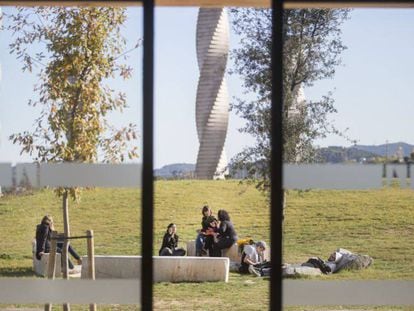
[159,223,186,256]
[239,241,267,276]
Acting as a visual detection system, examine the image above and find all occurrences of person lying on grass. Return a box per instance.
[302,248,373,274]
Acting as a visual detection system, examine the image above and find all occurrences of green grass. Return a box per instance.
[0,180,413,310]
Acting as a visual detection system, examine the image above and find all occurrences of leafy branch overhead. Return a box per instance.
[6,7,140,199]
[230,9,350,190]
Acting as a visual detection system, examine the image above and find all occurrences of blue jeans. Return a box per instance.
[195,233,206,256]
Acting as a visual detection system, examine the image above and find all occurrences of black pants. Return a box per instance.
[239,262,250,274]
[210,237,234,257]
[159,247,186,256]
[204,235,215,256]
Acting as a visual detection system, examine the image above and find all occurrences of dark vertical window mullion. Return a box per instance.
[271,0,284,311]
[142,0,154,310]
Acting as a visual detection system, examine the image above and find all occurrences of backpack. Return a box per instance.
[236,238,255,254]
[303,257,332,274]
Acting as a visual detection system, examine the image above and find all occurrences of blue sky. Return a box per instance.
[1,7,414,168]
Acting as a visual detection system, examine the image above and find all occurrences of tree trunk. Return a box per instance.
[62,190,71,311]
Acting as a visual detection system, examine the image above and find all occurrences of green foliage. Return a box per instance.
[0,182,413,310]
[230,9,350,190]
[5,7,139,201]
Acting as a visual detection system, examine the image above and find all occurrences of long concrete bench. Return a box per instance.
[81,255,229,282]
[186,240,241,262]
[32,239,62,277]
[186,240,271,263]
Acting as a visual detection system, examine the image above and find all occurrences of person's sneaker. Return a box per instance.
[248,265,261,277]
[68,268,78,275]
[77,258,83,265]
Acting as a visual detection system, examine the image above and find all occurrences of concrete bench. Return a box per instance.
[186,240,241,262]
[81,255,229,282]
[32,239,62,277]
[186,240,271,263]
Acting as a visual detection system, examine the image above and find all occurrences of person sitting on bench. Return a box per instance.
[35,215,82,271]
[159,223,186,256]
[195,205,218,256]
[210,210,238,257]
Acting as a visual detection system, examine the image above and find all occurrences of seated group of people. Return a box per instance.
[158,205,269,277]
[36,209,268,277]
[158,206,238,258]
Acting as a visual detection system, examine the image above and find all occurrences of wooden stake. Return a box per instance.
[45,230,58,311]
[62,191,71,311]
[87,230,96,311]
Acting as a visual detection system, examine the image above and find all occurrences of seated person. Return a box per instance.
[159,223,186,256]
[239,241,267,277]
[195,205,218,256]
[35,215,82,272]
[210,210,238,257]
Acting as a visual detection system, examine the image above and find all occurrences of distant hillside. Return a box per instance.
[155,143,414,172]
[316,146,378,163]
[155,163,195,178]
[317,142,414,163]
[354,142,414,157]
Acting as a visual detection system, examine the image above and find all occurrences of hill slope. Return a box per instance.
[354,142,414,157]
[0,182,413,310]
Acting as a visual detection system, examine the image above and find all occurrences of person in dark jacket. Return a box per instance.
[159,223,186,256]
[35,215,82,270]
[210,209,238,257]
[195,205,218,256]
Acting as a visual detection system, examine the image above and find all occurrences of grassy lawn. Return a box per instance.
[0,180,413,310]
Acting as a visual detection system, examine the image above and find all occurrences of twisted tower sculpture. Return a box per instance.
[195,8,229,179]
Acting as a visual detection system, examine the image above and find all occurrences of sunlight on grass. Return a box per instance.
[0,181,413,310]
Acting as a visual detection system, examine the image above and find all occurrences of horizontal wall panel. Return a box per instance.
[386,164,409,188]
[284,280,414,306]
[1,162,411,190]
[0,279,140,304]
[0,163,12,187]
[412,170,414,189]
[40,163,141,188]
[16,163,40,188]
[284,164,383,189]
[1,279,412,305]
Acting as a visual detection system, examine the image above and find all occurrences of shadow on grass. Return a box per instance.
[0,266,36,277]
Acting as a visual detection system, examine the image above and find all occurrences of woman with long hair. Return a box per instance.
[159,223,186,256]
[210,209,238,257]
[35,215,82,271]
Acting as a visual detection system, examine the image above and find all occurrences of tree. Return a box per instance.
[230,9,349,190]
[5,7,139,285]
